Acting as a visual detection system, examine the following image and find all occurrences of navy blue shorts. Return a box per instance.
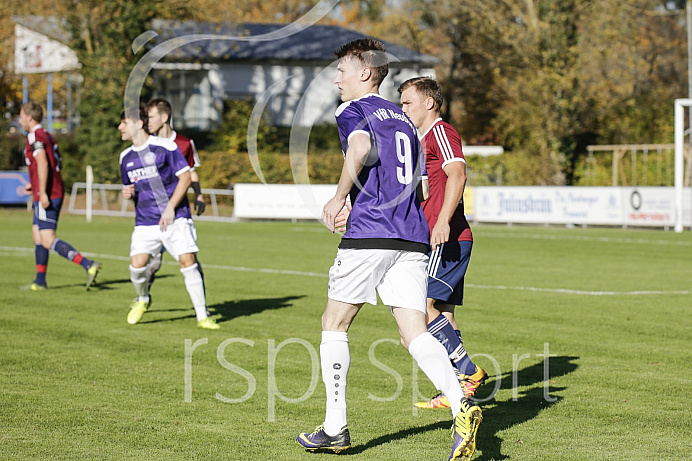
[426,240,473,306]
[32,198,63,231]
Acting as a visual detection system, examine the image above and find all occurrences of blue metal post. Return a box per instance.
[22,75,28,103]
[47,73,53,133]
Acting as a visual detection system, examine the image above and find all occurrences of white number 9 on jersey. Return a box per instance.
[395,131,413,185]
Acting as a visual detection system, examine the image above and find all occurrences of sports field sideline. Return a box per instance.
[1,208,690,460]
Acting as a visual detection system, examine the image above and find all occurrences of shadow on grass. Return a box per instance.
[92,275,174,291]
[119,294,304,325]
[344,420,450,455]
[472,355,579,461]
[210,295,306,324]
[336,356,578,458]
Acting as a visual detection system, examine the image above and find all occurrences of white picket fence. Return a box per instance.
[67,182,236,222]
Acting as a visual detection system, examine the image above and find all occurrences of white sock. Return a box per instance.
[181,264,207,321]
[409,332,464,417]
[129,265,149,303]
[321,331,349,436]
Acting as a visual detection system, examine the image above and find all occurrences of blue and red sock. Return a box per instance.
[50,238,93,270]
[34,243,49,286]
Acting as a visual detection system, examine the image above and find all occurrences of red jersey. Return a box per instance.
[24,125,64,201]
[420,119,472,242]
[167,131,200,170]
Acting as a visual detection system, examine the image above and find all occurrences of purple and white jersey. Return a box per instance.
[119,136,191,226]
[336,93,429,251]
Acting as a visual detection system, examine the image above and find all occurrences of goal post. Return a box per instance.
[674,98,692,232]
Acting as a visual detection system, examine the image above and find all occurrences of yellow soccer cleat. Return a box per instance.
[460,366,488,399]
[449,397,483,461]
[197,317,220,330]
[415,392,451,409]
[127,299,149,325]
[86,262,102,291]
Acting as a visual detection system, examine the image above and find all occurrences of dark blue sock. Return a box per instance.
[34,244,49,286]
[428,315,465,368]
[455,329,477,376]
[51,238,92,270]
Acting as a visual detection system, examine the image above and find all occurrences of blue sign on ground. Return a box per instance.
[0,171,30,205]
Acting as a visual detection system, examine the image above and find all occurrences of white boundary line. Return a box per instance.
[481,232,692,247]
[2,246,689,296]
[466,284,691,296]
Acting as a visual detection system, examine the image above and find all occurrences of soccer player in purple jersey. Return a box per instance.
[296,39,481,461]
[19,101,101,291]
[118,107,218,330]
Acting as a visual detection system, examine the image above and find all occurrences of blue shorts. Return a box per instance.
[33,198,63,231]
[426,240,472,306]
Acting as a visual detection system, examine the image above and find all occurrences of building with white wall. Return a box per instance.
[147,20,439,129]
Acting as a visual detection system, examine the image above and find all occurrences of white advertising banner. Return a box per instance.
[474,186,692,227]
[474,186,622,225]
[234,184,337,220]
[620,187,692,227]
[233,183,692,227]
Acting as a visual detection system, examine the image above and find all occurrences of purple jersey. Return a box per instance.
[336,93,429,251]
[119,136,191,226]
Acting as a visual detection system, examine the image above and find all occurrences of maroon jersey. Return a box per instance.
[166,131,200,170]
[420,119,472,242]
[24,125,64,201]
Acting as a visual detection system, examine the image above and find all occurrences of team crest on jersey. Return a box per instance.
[143,152,156,165]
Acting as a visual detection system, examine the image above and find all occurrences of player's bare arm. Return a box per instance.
[431,161,466,249]
[160,170,192,231]
[322,133,371,232]
[34,148,51,209]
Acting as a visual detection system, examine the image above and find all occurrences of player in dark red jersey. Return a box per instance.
[398,77,487,411]
[19,102,101,291]
[146,98,205,214]
[141,98,207,296]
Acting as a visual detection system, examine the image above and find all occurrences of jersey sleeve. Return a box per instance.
[169,146,191,176]
[417,139,427,180]
[121,159,131,186]
[434,124,465,169]
[336,102,371,147]
[27,131,45,155]
[189,140,201,169]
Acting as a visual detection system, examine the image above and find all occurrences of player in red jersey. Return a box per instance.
[140,98,207,300]
[19,102,101,291]
[146,98,205,214]
[398,78,487,411]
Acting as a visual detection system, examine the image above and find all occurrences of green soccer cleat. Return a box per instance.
[297,425,351,453]
[449,397,483,461]
[127,299,149,325]
[86,262,102,291]
[197,317,220,330]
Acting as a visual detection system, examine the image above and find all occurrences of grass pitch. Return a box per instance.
[1,208,691,460]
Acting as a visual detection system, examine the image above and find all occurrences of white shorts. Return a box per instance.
[130,218,199,261]
[328,248,428,312]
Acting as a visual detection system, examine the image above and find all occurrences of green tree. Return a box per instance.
[405,0,686,185]
[64,1,160,183]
